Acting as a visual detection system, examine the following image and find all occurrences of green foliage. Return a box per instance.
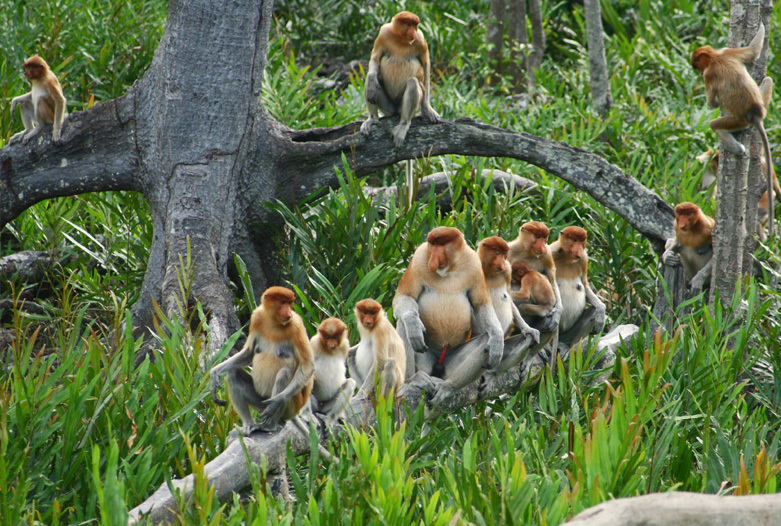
[3,0,781,524]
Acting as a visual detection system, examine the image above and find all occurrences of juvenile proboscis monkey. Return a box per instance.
[349,299,406,398]
[393,226,504,405]
[662,203,715,292]
[697,149,780,241]
[210,287,314,434]
[507,221,563,332]
[10,56,67,145]
[309,317,356,420]
[510,260,556,317]
[360,11,441,149]
[691,23,774,235]
[549,226,607,345]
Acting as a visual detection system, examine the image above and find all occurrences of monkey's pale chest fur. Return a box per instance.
[312,352,347,400]
[488,285,513,334]
[252,338,297,397]
[31,84,55,122]
[679,244,712,281]
[558,277,586,332]
[355,338,376,380]
[418,283,472,348]
[379,53,424,101]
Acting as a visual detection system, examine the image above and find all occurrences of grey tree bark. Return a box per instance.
[487,0,507,85]
[709,1,772,304]
[507,0,528,89]
[527,0,545,88]
[584,0,613,117]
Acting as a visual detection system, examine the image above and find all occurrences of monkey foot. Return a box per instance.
[407,370,443,394]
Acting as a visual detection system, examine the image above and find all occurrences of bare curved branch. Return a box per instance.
[284,117,674,249]
[0,95,140,228]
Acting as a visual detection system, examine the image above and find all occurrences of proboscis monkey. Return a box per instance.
[10,55,67,145]
[349,299,406,398]
[510,260,556,317]
[507,221,563,332]
[210,287,314,434]
[697,148,779,241]
[662,203,715,292]
[360,11,441,149]
[309,317,355,420]
[549,226,607,340]
[393,226,504,405]
[691,23,774,235]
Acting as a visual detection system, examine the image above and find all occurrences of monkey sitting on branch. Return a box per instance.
[348,298,406,399]
[691,22,774,235]
[210,286,314,435]
[662,202,714,294]
[309,317,356,421]
[507,221,563,333]
[10,55,67,145]
[360,11,441,149]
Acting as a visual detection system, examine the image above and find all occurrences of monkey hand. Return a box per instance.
[256,398,286,431]
[364,71,381,100]
[478,371,498,399]
[591,306,607,335]
[536,305,561,334]
[484,333,503,369]
[210,372,228,406]
[429,381,456,407]
[401,312,427,352]
[524,326,541,345]
[661,248,681,267]
[52,127,62,144]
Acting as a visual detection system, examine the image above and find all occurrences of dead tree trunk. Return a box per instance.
[487,0,507,85]
[584,0,612,117]
[709,1,771,304]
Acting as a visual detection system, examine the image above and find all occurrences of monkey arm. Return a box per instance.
[314,378,356,419]
[535,279,562,333]
[209,346,254,406]
[392,294,427,352]
[662,239,682,266]
[360,46,385,136]
[51,83,67,142]
[510,302,541,344]
[689,258,713,293]
[10,92,31,122]
[257,360,315,428]
[472,302,504,369]
[346,344,363,385]
[583,264,606,333]
[419,47,440,123]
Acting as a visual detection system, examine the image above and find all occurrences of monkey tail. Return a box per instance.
[405,159,415,207]
[754,114,774,236]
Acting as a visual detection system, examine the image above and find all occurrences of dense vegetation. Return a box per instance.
[1,0,780,524]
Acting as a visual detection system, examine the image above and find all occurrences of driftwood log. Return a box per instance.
[363,168,539,210]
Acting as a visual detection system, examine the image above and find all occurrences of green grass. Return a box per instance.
[2,0,781,524]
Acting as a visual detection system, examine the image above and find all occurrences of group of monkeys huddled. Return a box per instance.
[210,222,605,435]
[8,12,776,434]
